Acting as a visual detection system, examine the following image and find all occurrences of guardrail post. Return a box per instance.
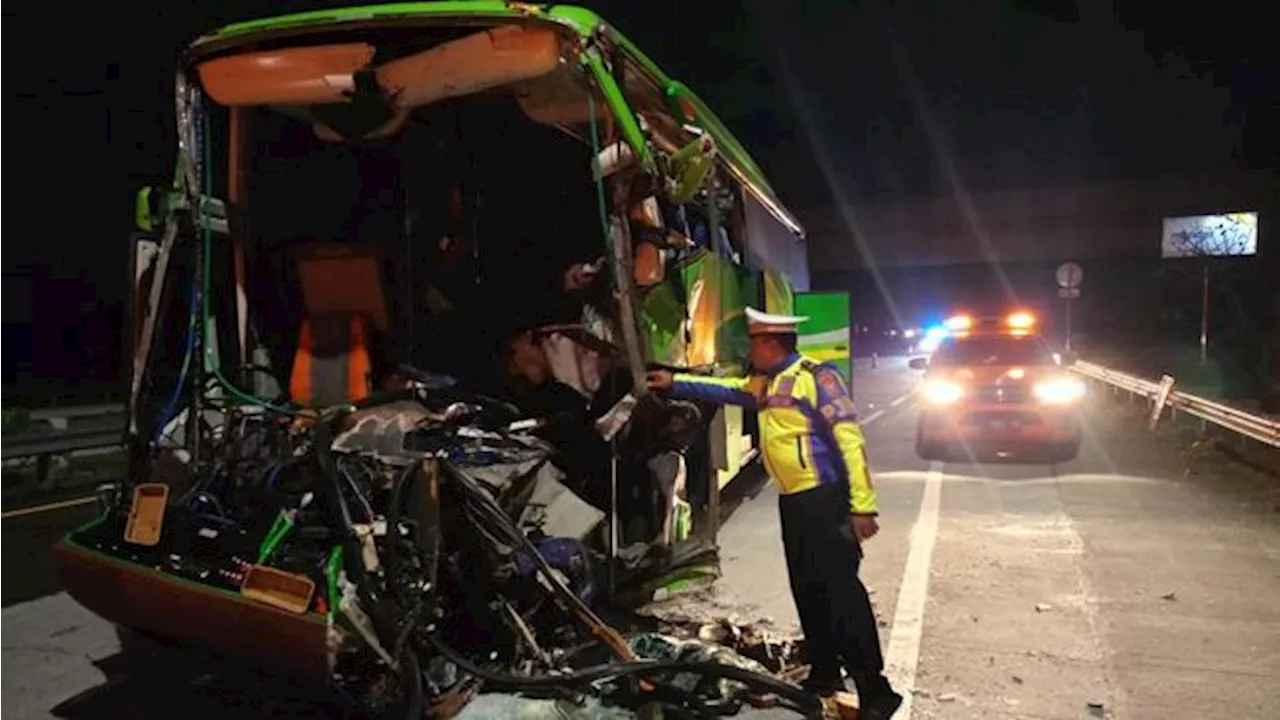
[35,455,51,486]
[1072,357,1280,450]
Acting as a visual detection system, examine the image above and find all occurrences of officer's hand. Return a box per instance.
[564,261,601,291]
[646,370,674,391]
[852,514,880,541]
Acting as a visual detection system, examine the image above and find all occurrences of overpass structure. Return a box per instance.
[804,170,1274,274]
[800,170,1279,406]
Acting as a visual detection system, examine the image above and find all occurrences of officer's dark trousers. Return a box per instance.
[780,482,889,699]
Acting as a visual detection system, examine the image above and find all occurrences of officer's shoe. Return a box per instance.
[799,674,842,698]
[858,690,904,720]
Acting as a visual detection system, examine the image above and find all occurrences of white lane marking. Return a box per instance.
[884,460,944,718]
[861,389,916,427]
[2,496,98,519]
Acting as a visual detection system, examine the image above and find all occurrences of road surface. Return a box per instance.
[718,357,1280,719]
[4,357,1279,719]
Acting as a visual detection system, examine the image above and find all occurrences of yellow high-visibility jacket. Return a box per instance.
[671,354,878,515]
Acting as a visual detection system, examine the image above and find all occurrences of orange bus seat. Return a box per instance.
[290,314,373,407]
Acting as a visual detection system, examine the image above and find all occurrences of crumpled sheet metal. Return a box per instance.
[332,401,436,457]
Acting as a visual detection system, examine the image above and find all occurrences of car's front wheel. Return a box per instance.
[1047,436,1082,464]
[915,427,946,462]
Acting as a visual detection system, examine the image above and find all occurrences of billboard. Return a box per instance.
[1161,212,1259,259]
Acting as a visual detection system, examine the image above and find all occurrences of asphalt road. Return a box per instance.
[719,357,1280,719]
[4,357,1279,719]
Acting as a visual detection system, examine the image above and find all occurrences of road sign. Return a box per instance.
[1059,287,1081,299]
[1056,261,1083,289]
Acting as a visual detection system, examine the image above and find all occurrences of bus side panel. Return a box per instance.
[796,291,852,383]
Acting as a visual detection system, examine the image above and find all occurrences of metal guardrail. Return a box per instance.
[1072,360,1280,448]
[28,403,124,423]
[2,425,126,461]
[3,408,127,461]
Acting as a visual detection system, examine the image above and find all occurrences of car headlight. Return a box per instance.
[921,379,963,404]
[1034,377,1086,404]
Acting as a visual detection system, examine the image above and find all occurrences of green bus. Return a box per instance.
[56,4,829,715]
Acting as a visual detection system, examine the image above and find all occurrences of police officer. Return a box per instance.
[647,307,902,719]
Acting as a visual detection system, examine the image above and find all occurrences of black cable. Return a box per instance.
[384,462,420,582]
[337,457,377,521]
[444,460,598,622]
[311,422,391,630]
[438,461,821,717]
[424,634,820,717]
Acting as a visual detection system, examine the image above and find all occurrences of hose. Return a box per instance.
[441,460,634,661]
[154,279,199,445]
[384,462,420,582]
[434,458,821,717]
[197,109,296,415]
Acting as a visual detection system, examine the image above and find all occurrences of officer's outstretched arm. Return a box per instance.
[813,367,879,515]
[670,373,758,408]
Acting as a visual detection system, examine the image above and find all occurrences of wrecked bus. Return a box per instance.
[55,3,816,717]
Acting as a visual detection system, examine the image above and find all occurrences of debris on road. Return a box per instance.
[830,691,860,719]
[635,587,805,675]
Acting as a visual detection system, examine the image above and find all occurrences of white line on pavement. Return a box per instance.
[861,410,887,425]
[890,392,915,408]
[862,389,916,426]
[884,460,944,718]
[2,496,98,520]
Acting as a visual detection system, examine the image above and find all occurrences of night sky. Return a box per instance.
[4,0,1276,391]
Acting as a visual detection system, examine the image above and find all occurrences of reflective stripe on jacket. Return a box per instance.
[671,353,878,515]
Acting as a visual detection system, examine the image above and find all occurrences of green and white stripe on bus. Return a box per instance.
[796,291,852,382]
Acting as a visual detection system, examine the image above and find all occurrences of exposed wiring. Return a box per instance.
[337,457,377,521]
[154,280,199,446]
[424,634,821,717]
[264,462,285,490]
[188,491,228,518]
[197,107,297,415]
[194,513,237,527]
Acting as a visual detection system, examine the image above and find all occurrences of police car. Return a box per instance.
[909,312,1084,462]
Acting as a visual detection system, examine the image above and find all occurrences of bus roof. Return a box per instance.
[188,1,805,238]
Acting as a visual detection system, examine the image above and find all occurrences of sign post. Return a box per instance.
[1055,262,1083,353]
[1200,264,1209,367]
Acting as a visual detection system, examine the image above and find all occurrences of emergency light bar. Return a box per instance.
[943,312,1036,333]
[1006,312,1035,329]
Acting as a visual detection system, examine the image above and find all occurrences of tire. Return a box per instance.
[1048,436,1081,463]
[915,428,945,462]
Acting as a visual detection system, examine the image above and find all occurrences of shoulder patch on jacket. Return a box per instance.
[806,362,858,422]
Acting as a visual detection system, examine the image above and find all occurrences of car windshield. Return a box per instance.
[932,334,1053,366]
